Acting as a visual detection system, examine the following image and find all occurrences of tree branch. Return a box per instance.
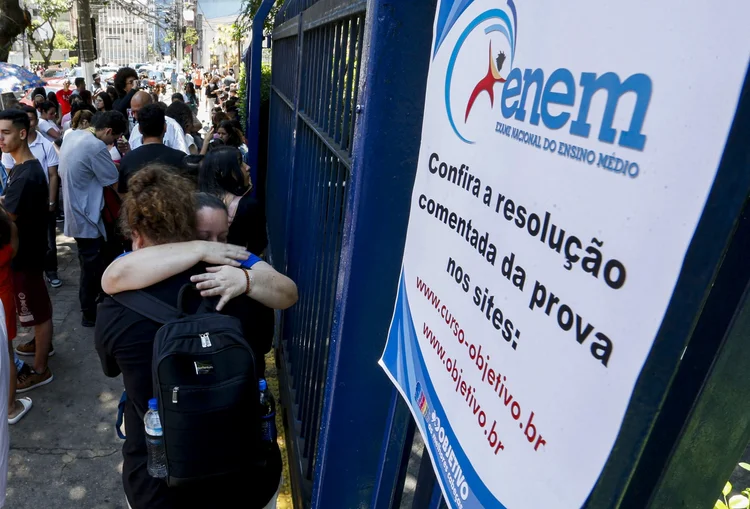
[108,0,168,30]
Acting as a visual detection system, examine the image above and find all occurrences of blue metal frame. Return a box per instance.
[245,0,276,198]
[308,0,437,506]
[263,0,750,507]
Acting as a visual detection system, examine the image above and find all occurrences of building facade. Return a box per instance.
[96,1,150,65]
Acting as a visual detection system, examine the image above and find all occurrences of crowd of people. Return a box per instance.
[0,65,297,508]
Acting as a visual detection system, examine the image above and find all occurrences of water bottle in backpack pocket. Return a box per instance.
[145,398,167,478]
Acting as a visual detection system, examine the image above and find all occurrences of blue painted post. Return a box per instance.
[309,0,438,507]
[245,0,275,197]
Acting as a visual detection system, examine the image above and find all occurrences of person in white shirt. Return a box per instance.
[127,91,189,154]
[36,101,61,143]
[1,105,62,288]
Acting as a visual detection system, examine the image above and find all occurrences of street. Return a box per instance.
[7,232,126,508]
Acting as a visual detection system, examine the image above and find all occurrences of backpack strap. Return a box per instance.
[112,290,183,324]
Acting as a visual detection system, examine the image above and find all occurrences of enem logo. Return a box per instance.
[444,1,652,150]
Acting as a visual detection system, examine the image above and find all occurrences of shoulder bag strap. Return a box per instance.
[111,290,183,324]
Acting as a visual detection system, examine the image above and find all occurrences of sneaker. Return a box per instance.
[14,338,55,357]
[16,367,54,393]
[81,316,96,328]
[45,272,62,288]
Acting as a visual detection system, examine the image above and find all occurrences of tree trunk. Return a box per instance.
[76,0,95,87]
[44,25,57,68]
[0,0,30,62]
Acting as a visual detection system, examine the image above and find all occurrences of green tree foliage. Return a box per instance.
[237,0,281,35]
[27,0,74,67]
[53,32,76,51]
[184,27,198,47]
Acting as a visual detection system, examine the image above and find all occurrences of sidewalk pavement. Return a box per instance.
[7,231,126,509]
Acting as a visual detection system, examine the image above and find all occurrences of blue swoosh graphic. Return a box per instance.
[381,271,507,508]
[444,9,516,143]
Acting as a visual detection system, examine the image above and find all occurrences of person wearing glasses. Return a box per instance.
[112,67,140,132]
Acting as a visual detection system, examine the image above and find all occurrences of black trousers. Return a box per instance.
[75,236,105,320]
[45,211,58,274]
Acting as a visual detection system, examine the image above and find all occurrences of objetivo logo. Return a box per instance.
[444,1,518,144]
[441,0,652,149]
[414,382,430,417]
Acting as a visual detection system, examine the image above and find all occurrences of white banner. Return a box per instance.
[379,1,750,507]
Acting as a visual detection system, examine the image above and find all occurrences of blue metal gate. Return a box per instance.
[265,0,448,507]
[253,2,750,508]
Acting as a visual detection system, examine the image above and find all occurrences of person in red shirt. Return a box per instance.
[55,80,73,117]
[0,207,31,424]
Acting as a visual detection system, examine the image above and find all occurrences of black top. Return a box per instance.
[94,264,281,509]
[4,160,48,271]
[205,83,218,99]
[228,195,268,255]
[118,144,187,193]
[113,89,138,118]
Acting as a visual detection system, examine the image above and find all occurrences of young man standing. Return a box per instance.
[73,78,86,97]
[1,106,62,289]
[55,80,73,117]
[118,104,185,193]
[58,111,126,327]
[0,109,55,393]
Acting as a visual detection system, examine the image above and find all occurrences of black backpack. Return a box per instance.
[113,285,263,486]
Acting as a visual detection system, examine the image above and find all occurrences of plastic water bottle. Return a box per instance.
[259,379,277,443]
[145,398,167,478]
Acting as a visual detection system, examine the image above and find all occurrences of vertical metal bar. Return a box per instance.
[348,14,365,158]
[300,32,311,113]
[306,157,347,476]
[340,16,357,153]
[428,482,445,509]
[246,0,276,181]
[334,18,350,144]
[322,22,336,133]
[300,134,329,447]
[290,121,313,377]
[328,20,344,138]
[310,0,437,506]
[300,140,328,458]
[313,25,327,123]
[411,450,437,509]
[277,10,306,276]
[371,393,416,509]
[291,124,317,391]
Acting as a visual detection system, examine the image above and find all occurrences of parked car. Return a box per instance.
[42,68,66,80]
[67,67,84,78]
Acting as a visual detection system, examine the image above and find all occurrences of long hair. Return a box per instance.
[71,110,94,129]
[199,146,248,197]
[95,91,113,111]
[218,120,244,148]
